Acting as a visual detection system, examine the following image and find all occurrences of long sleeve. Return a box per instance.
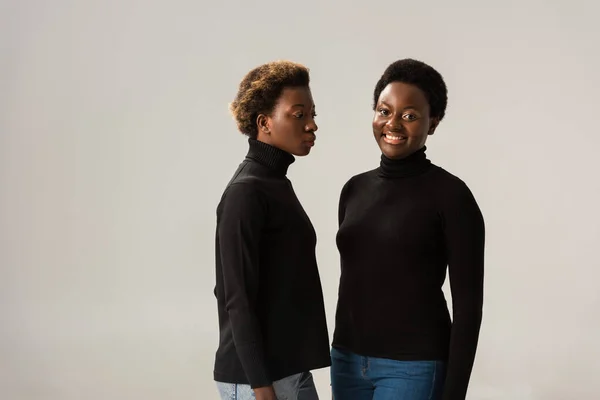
[442,183,485,400]
[338,179,352,227]
[217,182,270,388]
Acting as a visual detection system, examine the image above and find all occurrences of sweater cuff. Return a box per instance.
[237,343,271,388]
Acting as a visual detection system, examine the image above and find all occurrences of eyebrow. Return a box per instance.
[379,101,419,111]
[291,103,316,110]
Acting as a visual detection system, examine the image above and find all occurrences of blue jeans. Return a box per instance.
[331,347,446,400]
[216,372,318,400]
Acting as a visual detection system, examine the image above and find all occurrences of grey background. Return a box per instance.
[1,0,599,399]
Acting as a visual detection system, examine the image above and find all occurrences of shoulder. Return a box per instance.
[428,165,474,197]
[339,169,378,197]
[428,165,483,219]
[220,161,270,200]
[223,179,262,197]
[218,178,268,216]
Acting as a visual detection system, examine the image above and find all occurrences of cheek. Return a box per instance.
[372,116,384,130]
[407,122,428,136]
[277,120,297,134]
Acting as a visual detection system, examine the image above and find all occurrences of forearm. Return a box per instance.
[227,305,271,387]
[442,309,483,400]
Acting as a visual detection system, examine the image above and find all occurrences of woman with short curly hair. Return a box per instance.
[331,59,485,400]
[213,60,330,400]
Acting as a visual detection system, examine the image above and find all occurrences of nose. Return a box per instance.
[306,119,318,133]
[385,117,403,132]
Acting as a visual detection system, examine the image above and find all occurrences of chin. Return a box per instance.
[291,143,313,157]
[382,151,404,159]
[293,148,311,157]
[379,136,423,159]
[379,144,405,159]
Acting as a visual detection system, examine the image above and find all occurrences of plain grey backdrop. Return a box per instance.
[2,0,599,399]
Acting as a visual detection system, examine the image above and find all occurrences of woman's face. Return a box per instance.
[257,86,318,156]
[372,81,438,160]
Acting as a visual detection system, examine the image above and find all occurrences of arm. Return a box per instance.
[338,178,352,227]
[217,183,271,389]
[442,183,485,400]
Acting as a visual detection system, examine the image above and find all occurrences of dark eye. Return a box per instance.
[402,113,418,121]
[293,113,304,119]
[378,108,390,116]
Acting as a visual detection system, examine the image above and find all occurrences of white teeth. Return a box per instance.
[385,134,405,140]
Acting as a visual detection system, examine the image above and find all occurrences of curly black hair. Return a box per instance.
[373,59,448,121]
[229,60,310,138]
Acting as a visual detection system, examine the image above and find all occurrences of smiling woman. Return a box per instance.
[372,60,447,160]
[374,81,438,158]
[331,59,485,400]
[213,60,330,400]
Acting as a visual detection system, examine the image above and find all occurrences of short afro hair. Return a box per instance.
[229,60,310,138]
[373,59,448,121]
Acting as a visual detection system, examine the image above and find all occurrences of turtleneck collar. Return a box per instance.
[378,146,432,178]
[246,138,295,176]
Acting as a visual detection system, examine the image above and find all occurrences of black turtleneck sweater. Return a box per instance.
[333,146,485,400]
[213,139,331,388]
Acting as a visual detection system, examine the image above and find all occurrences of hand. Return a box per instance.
[254,385,277,400]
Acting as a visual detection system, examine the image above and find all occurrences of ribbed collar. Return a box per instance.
[246,138,295,176]
[378,146,432,178]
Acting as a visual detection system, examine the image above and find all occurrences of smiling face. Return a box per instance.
[257,86,318,156]
[373,81,439,159]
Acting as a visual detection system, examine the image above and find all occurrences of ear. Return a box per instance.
[256,113,270,134]
[428,118,440,136]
